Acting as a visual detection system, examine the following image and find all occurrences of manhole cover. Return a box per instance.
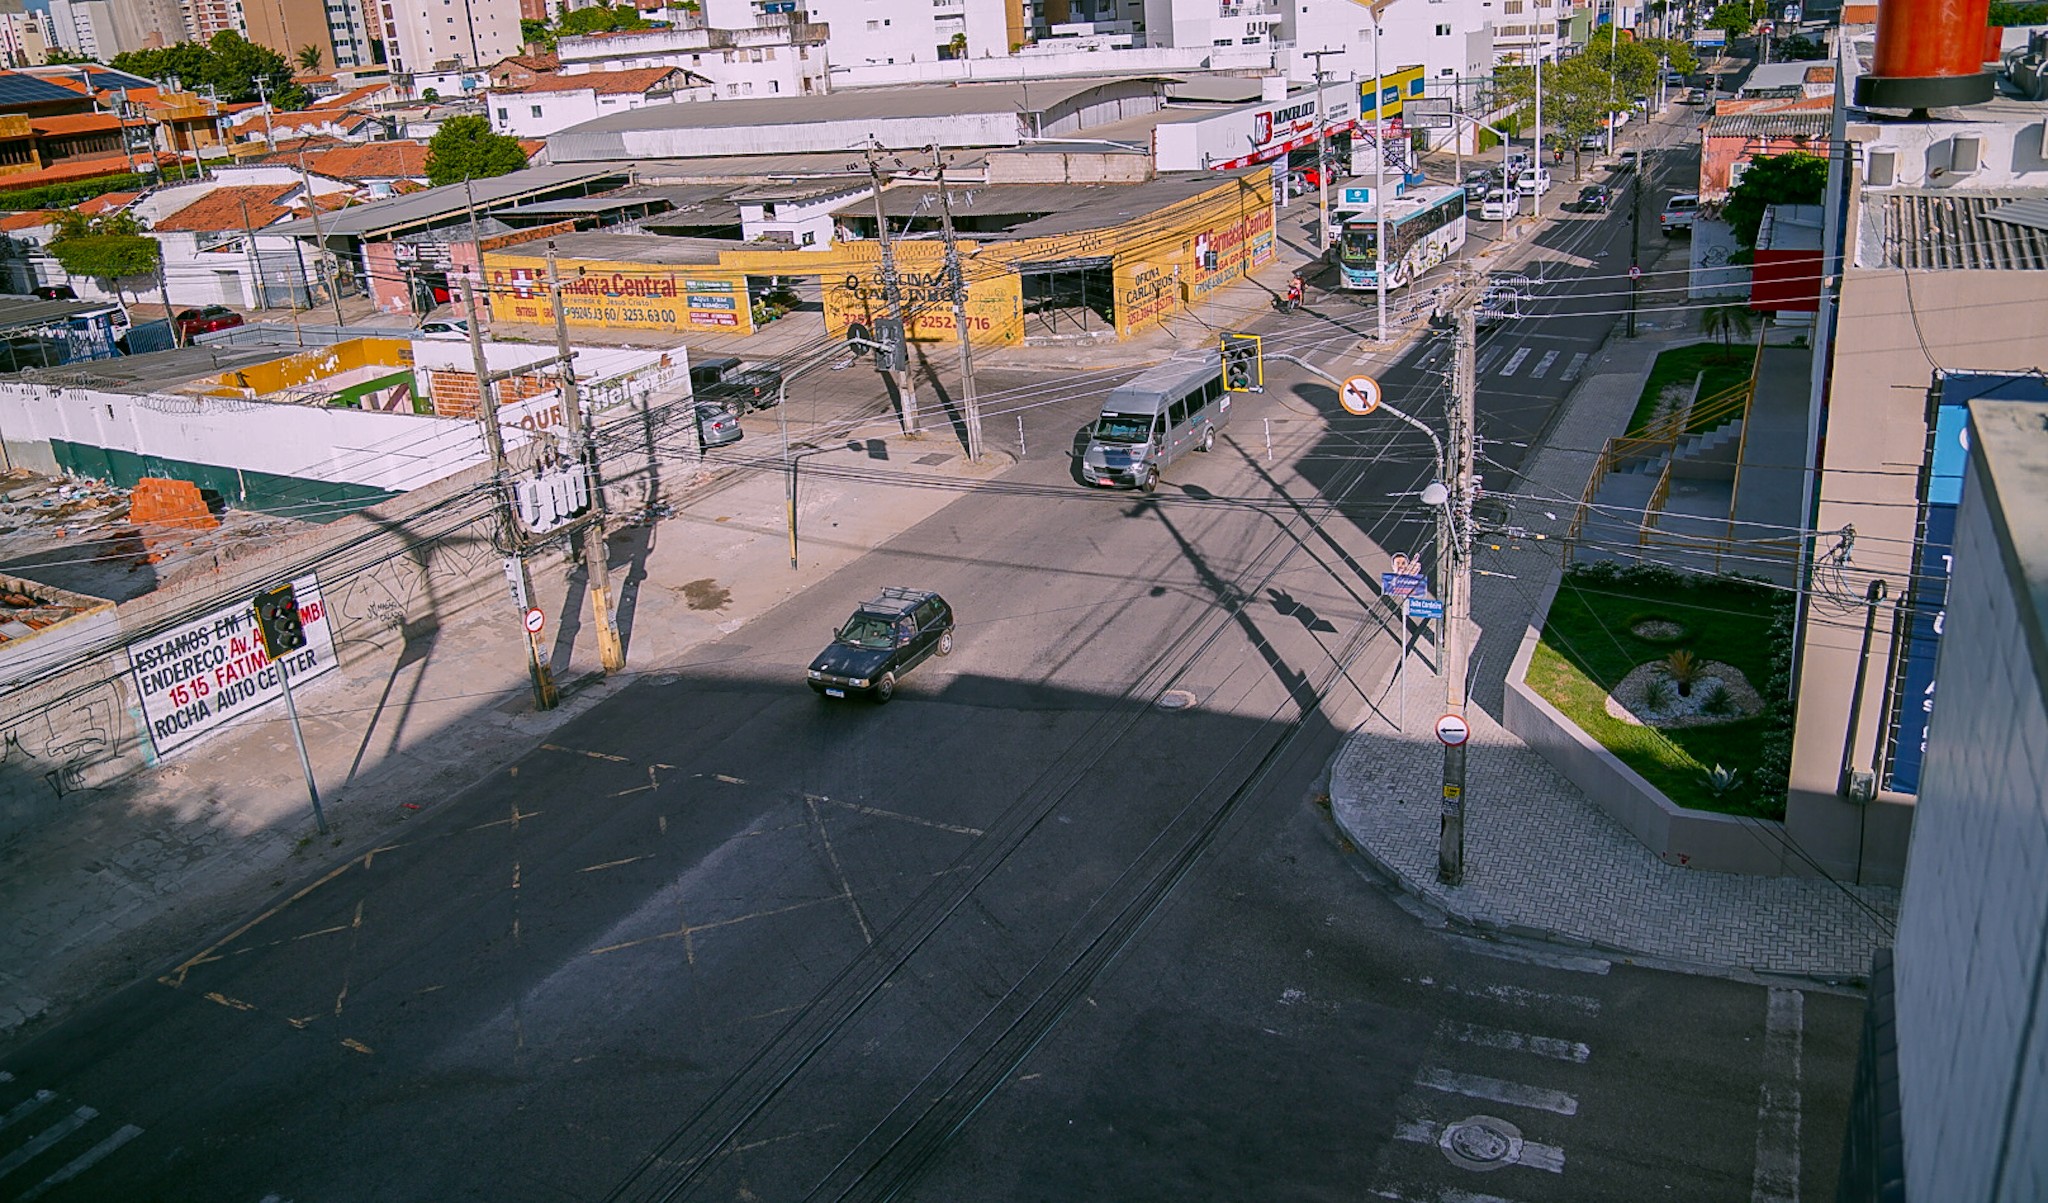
[1440,1115,1523,1171]
[1155,690,1197,711]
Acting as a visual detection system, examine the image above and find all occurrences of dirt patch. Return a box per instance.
[1603,660,1763,729]
[678,578,731,611]
[1629,619,1687,642]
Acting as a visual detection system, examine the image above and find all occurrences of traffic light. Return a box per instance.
[1222,332,1262,393]
[251,584,307,660]
[873,318,907,372]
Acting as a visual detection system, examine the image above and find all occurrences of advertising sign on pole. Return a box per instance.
[130,573,338,757]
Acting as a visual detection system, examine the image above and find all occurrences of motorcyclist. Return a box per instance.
[1285,275,1304,310]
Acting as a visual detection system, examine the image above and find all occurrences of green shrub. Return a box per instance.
[1642,676,1677,711]
[1700,683,1736,717]
[0,173,154,212]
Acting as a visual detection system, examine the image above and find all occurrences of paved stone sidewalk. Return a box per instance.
[1328,312,1901,983]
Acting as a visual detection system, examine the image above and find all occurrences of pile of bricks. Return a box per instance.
[127,477,219,532]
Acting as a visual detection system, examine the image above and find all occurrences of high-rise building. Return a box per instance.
[181,0,242,41]
[797,0,1019,69]
[243,0,377,71]
[379,0,519,75]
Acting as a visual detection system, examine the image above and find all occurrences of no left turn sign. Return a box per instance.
[1340,374,1382,416]
[1435,713,1470,746]
[524,607,546,634]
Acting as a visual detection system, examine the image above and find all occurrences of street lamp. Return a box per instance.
[786,442,856,570]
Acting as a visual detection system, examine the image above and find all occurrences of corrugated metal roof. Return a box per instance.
[261,163,628,239]
[1987,197,2048,234]
[1881,191,2048,270]
[1707,111,1832,139]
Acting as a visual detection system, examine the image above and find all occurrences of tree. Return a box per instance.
[556,4,648,39]
[1708,1,1755,37]
[1774,34,1827,60]
[425,115,528,187]
[111,34,304,107]
[48,212,160,308]
[1639,36,1699,76]
[1722,150,1828,247]
[295,44,324,72]
[1699,302,1756,361]
[946,32,967,59]
[520,17,552,47]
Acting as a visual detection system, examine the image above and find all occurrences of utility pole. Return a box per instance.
[1303,47,1341,253]
[463,278,559,712]
[1532,49,1545,227]
[1438,295,1478,887]
[297,148,346,326]
[239,198,264,312]
[1627,158,1642,337]
[863,146,919,435]
[1366,4,1391,341]
[930,149,983,461]
[546,241,625,673]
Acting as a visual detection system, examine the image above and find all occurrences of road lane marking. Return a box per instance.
[204,992,256,1012]
[805,796,874,945]
[1440,933,1611,974]
[580,855,654,873]
[0,1107,96,1180]
[1440,1019,1592,1063]
[0,1091,54,1133]
[825,799,985,836]
[1752,988,1804,1203]
[341,1038,374,1055]
[541,744,629,762]
[468,806,541,832]
[161,858,359,988]
[1498,348,1532,377]
[1560,352,1589,382]
[1404,976,1602,1014]
[1527,350,1560,379]
[18,1123,142,1201]
[1476,347,1506,375]
[1417,1067,1579,1115]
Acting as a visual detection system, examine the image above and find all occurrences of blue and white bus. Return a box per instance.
[1335,185,1469,291]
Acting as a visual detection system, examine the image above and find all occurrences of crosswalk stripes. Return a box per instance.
[1475,346,1506,376]
[1526,350,1560,379]
[1497,348,1532,377]
[0,1075,145,1202]
[1558,351,1590,383]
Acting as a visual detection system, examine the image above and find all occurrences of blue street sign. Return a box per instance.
[1381,572,1430,599]
[1404,596,1444,621]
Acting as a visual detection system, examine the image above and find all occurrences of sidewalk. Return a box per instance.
[0,436,1012,1050]
[1327,326,1900,984]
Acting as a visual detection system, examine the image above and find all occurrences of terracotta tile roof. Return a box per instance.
[298,139,430,180]
[76,190,138,215]
[151,183,299,233]
[1804,65,1835,84]
[498,67,681,97]
[27,112,128,137]
[235,107,375,134]
[0,210,59,231]
[317,84,386,109]
[0,150,174,189]
[518,138,545,158]
[300,191,359,212]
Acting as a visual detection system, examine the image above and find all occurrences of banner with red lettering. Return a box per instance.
[129,573,339,758]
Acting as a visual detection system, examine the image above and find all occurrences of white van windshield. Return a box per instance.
[1094,413,1154,443]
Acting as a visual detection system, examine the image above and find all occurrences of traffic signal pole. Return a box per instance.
[278,662,326,834]
[864,146,919,434]
[1438,303,1477,886]
[463,278,560,712]
[252,584,326,834]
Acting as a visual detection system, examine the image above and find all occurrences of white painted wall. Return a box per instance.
[1153,80,1358,172]
[556,27,828,98]
[1893,399,2048,1203]
[489,87,692,138]
[806,0,1009,68]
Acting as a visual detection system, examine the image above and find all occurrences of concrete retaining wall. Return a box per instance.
[1503,568,1806,876]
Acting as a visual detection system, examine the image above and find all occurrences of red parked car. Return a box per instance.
[174,306,245,340]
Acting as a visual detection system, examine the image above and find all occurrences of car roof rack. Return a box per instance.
[864,586,933,612]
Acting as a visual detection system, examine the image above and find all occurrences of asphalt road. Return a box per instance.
[0,104,1860,1203]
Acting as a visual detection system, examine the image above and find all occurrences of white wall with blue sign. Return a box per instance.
[1885,371,2048,793]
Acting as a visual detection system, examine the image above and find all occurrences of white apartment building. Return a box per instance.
[488,67,709,137]
[1141,0,1282,53]
[41,0,113,59]
[798,0,1016,69]
[553,20,830,98]
[381,0,521,75]
[180,0,242,41]
[0,7,50,65]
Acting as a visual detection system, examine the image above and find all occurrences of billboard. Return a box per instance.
[130,574,338,758]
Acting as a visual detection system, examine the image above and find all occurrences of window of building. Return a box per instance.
[496,107,506,118]
[1504,1,1522,13]
[866,19,878,28]
[1436,21,1451,33]
[771,79,779,91]
[764,46,774,59]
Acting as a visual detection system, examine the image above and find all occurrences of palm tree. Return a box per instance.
[1698,302,1754,362]
[296,44,323,72]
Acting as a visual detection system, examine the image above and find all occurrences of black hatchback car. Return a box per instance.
[807,588,954,703]
[703,366,784,412]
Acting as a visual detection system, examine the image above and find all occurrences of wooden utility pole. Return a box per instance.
[930,149,982,461]
[1302,47,1341,252]
[864,146,919,434]
[1437,300,1477,886]
[546,242,625,673]
[463,278,559,711]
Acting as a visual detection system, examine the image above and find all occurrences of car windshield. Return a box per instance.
[836,614,898,649]
[1094,413,1154,444]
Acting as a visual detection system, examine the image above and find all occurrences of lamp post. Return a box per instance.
[786,443,852,570]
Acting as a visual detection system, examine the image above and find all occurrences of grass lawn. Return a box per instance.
[1622,342,1759,437]
[1526,569,1789,817]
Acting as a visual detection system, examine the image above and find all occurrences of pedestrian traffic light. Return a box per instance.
[1222,332,1262,393]
[251,584,307,660]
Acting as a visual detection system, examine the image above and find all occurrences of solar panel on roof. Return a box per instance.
[0,74,88,106]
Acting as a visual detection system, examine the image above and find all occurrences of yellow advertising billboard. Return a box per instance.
[820,241,1024,348]
[483,257,757,337]
[1112,175,1276,339]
